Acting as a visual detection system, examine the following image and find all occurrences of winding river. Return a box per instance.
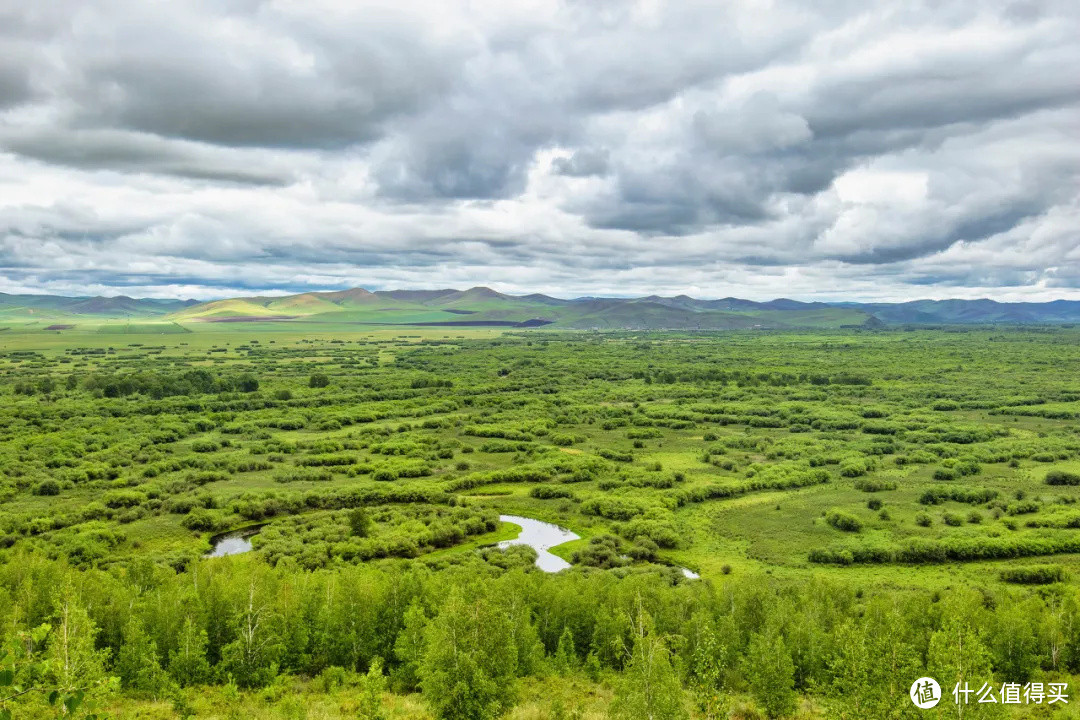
[496,514,579,572]
[205,514,698,578]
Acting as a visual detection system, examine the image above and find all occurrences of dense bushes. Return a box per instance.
[274,469,334,483]
[669,466,829,508]
[7,538,1078,719]
[918,487,998,505]
[616,516,684,548]
[825,510,862,532]
[1046,470,1080,486]
[253,506,498,567]
[32,479,61,496]
[838,457,875,478]
[811,534,1080,565]
[1000,565,1065,584]
[529,486,576,500]
[102,490,147,508]
[581,497,647,521]
[853,478,896,492]
[296,454,357,467]
[571,535,628,568]
[81,369,262,398]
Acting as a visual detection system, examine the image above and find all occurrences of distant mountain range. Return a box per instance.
[3,287,1080,330]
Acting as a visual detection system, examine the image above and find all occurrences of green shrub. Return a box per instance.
[1007,500,1040,515]
[33,479,61,496]
[103,490,147,508]
[1000,565,1065,584]
[838,457,875,478]
[529,486,575,500]
[919,487,998,505]
[1046,470,1080,486]
[854,478,897,492]
[825,510,862,532]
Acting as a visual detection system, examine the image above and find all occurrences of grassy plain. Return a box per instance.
[4,323,1080,718]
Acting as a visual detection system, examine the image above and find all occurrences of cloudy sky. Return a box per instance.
[1,0,1078,301]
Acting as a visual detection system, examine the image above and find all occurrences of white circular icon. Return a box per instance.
[910,677,941,709]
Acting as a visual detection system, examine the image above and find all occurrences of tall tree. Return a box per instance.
[419,587,517,720]
[45,586,113,714]
[610,600,688,720]
[745,631,796,719]
[927,616,1000,720]
[114,615,166,697]
[168,617,210,687]
[219,578,282,688]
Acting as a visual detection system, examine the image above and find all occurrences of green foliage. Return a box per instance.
[349,507,373,537]
[1000,565,1065,584]
[1046,470,1080,486]
[918,486,998,505]
[744,631,795,719]
[853,478,896,492]
[115,616,167,696]
[33,479,61,496]
[571,535,627,569]
[419,588,518,720]
[43,585,114,714]
[825,510,862,532]
[610,603,687,720]
[357,657,388,720]
[928,613,994,717]
[169,618,211,687]
[553,626,577,675]
[7,327,1080,716]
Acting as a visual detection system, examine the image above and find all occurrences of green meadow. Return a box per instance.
[3,323,1080,718]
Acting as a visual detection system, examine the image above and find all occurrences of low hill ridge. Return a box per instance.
[4,288,1080,329]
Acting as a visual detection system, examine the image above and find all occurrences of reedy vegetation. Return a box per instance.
[2,327,1080,717]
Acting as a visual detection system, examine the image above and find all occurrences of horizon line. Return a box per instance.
[3,285,1080,306]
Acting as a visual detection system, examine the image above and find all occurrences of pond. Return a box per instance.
[497,515,579,572]
[204,525,264,558]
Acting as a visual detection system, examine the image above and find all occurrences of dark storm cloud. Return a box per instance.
[0,0,1078,300]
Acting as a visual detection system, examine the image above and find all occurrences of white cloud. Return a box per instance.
[0,0,1078,300]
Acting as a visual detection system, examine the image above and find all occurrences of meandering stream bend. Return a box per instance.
[205,514,698,578]
[497,514,579,572]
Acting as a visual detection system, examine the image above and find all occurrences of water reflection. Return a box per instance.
[205,526,262,558]
[497,515,579,572]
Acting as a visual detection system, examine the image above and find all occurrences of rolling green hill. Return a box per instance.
[4,287,1080,330]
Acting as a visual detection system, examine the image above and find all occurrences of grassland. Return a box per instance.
[3,324,1080,718]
